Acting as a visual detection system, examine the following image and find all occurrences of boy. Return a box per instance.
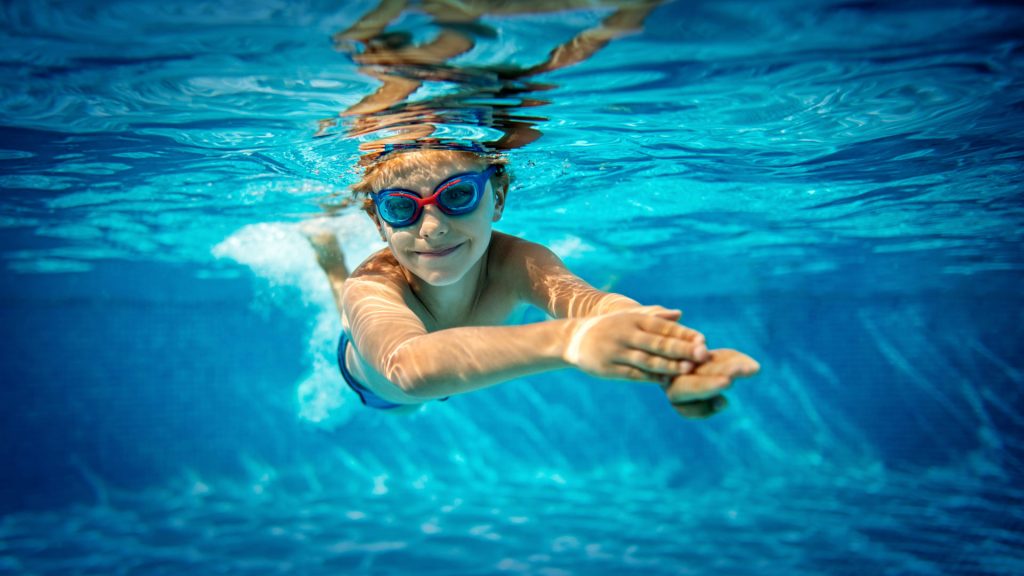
[309,147,759,419]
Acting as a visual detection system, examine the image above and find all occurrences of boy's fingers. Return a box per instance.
[632,305,681,319]
[664,374,732,403]
[694,349,761,378]
[636,316,705,343]
[614,351,689,376]
[627,332,707,362]
[672,395,728,419]
[609,364,660,382]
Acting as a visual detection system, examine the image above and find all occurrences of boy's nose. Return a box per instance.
[418,205,449,238]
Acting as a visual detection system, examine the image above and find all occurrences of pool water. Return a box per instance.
[1,1,1022,574]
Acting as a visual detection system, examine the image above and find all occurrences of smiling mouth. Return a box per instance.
[416,242,464,258]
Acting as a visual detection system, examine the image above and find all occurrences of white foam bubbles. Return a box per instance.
[212,211,385,428]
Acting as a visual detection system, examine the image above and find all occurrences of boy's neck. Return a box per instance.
[404,247,489,329]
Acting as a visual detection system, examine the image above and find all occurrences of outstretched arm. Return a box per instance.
[509,235,666,318]
[509,236,760,418]
[342,254,572,401]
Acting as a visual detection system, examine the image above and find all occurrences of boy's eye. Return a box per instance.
[440,182,475,208]
[382,196,415,219]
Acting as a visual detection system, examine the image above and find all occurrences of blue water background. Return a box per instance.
[1,1,1023,574]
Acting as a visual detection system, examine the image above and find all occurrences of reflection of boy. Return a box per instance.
[309,149,759,419]
[329,0,663,117]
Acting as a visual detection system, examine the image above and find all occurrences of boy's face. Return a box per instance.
[372,153,505,287]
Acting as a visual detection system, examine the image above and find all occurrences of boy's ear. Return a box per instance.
[369,213,387,240]
[492,186,506,222]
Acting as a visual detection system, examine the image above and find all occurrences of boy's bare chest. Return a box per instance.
[407,281,519,332]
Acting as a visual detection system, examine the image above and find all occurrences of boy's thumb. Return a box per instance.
[655,308,683,320]
[631,305,683,320]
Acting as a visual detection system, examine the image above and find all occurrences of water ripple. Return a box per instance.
[0,0,1020,290]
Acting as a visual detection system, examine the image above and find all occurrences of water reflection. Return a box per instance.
[318,0,664,157]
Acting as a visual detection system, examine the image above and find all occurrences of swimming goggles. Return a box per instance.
[372,165,498,228]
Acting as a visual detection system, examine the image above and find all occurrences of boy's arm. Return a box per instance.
[343,267,573,400]
[506,237,761,419]
[507,236,662,318]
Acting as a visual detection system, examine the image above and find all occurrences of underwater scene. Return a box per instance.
[1,0,1022,574]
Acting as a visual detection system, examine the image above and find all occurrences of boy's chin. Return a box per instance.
[414,267,470,287]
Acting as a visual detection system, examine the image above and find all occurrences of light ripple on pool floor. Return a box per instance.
[1,465,1021,576]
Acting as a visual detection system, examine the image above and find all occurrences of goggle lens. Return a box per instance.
[438,181,477,212]
[379,195,417,224]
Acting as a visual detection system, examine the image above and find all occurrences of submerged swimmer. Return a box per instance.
[309,147,760,419]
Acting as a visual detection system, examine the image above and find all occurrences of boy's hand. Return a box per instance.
[563,310,708,383]
[660,349,760,419]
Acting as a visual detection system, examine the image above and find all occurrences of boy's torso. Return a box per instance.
[343,231,528,402]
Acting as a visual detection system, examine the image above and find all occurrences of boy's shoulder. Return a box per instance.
[348,247,406,287]
[490,230,552,255]
[489,231,555,268]
[488,231,566,285]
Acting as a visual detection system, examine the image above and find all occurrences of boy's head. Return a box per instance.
[352,148,512,286]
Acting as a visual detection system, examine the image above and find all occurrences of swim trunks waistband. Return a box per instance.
[336,332,451,410]
[337,332,405,410]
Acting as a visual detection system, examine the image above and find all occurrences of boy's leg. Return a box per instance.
[304,228,349,315]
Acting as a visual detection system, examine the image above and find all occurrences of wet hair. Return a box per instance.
[351,148,511,217]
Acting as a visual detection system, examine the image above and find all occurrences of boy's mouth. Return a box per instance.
[415,242,464,258]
